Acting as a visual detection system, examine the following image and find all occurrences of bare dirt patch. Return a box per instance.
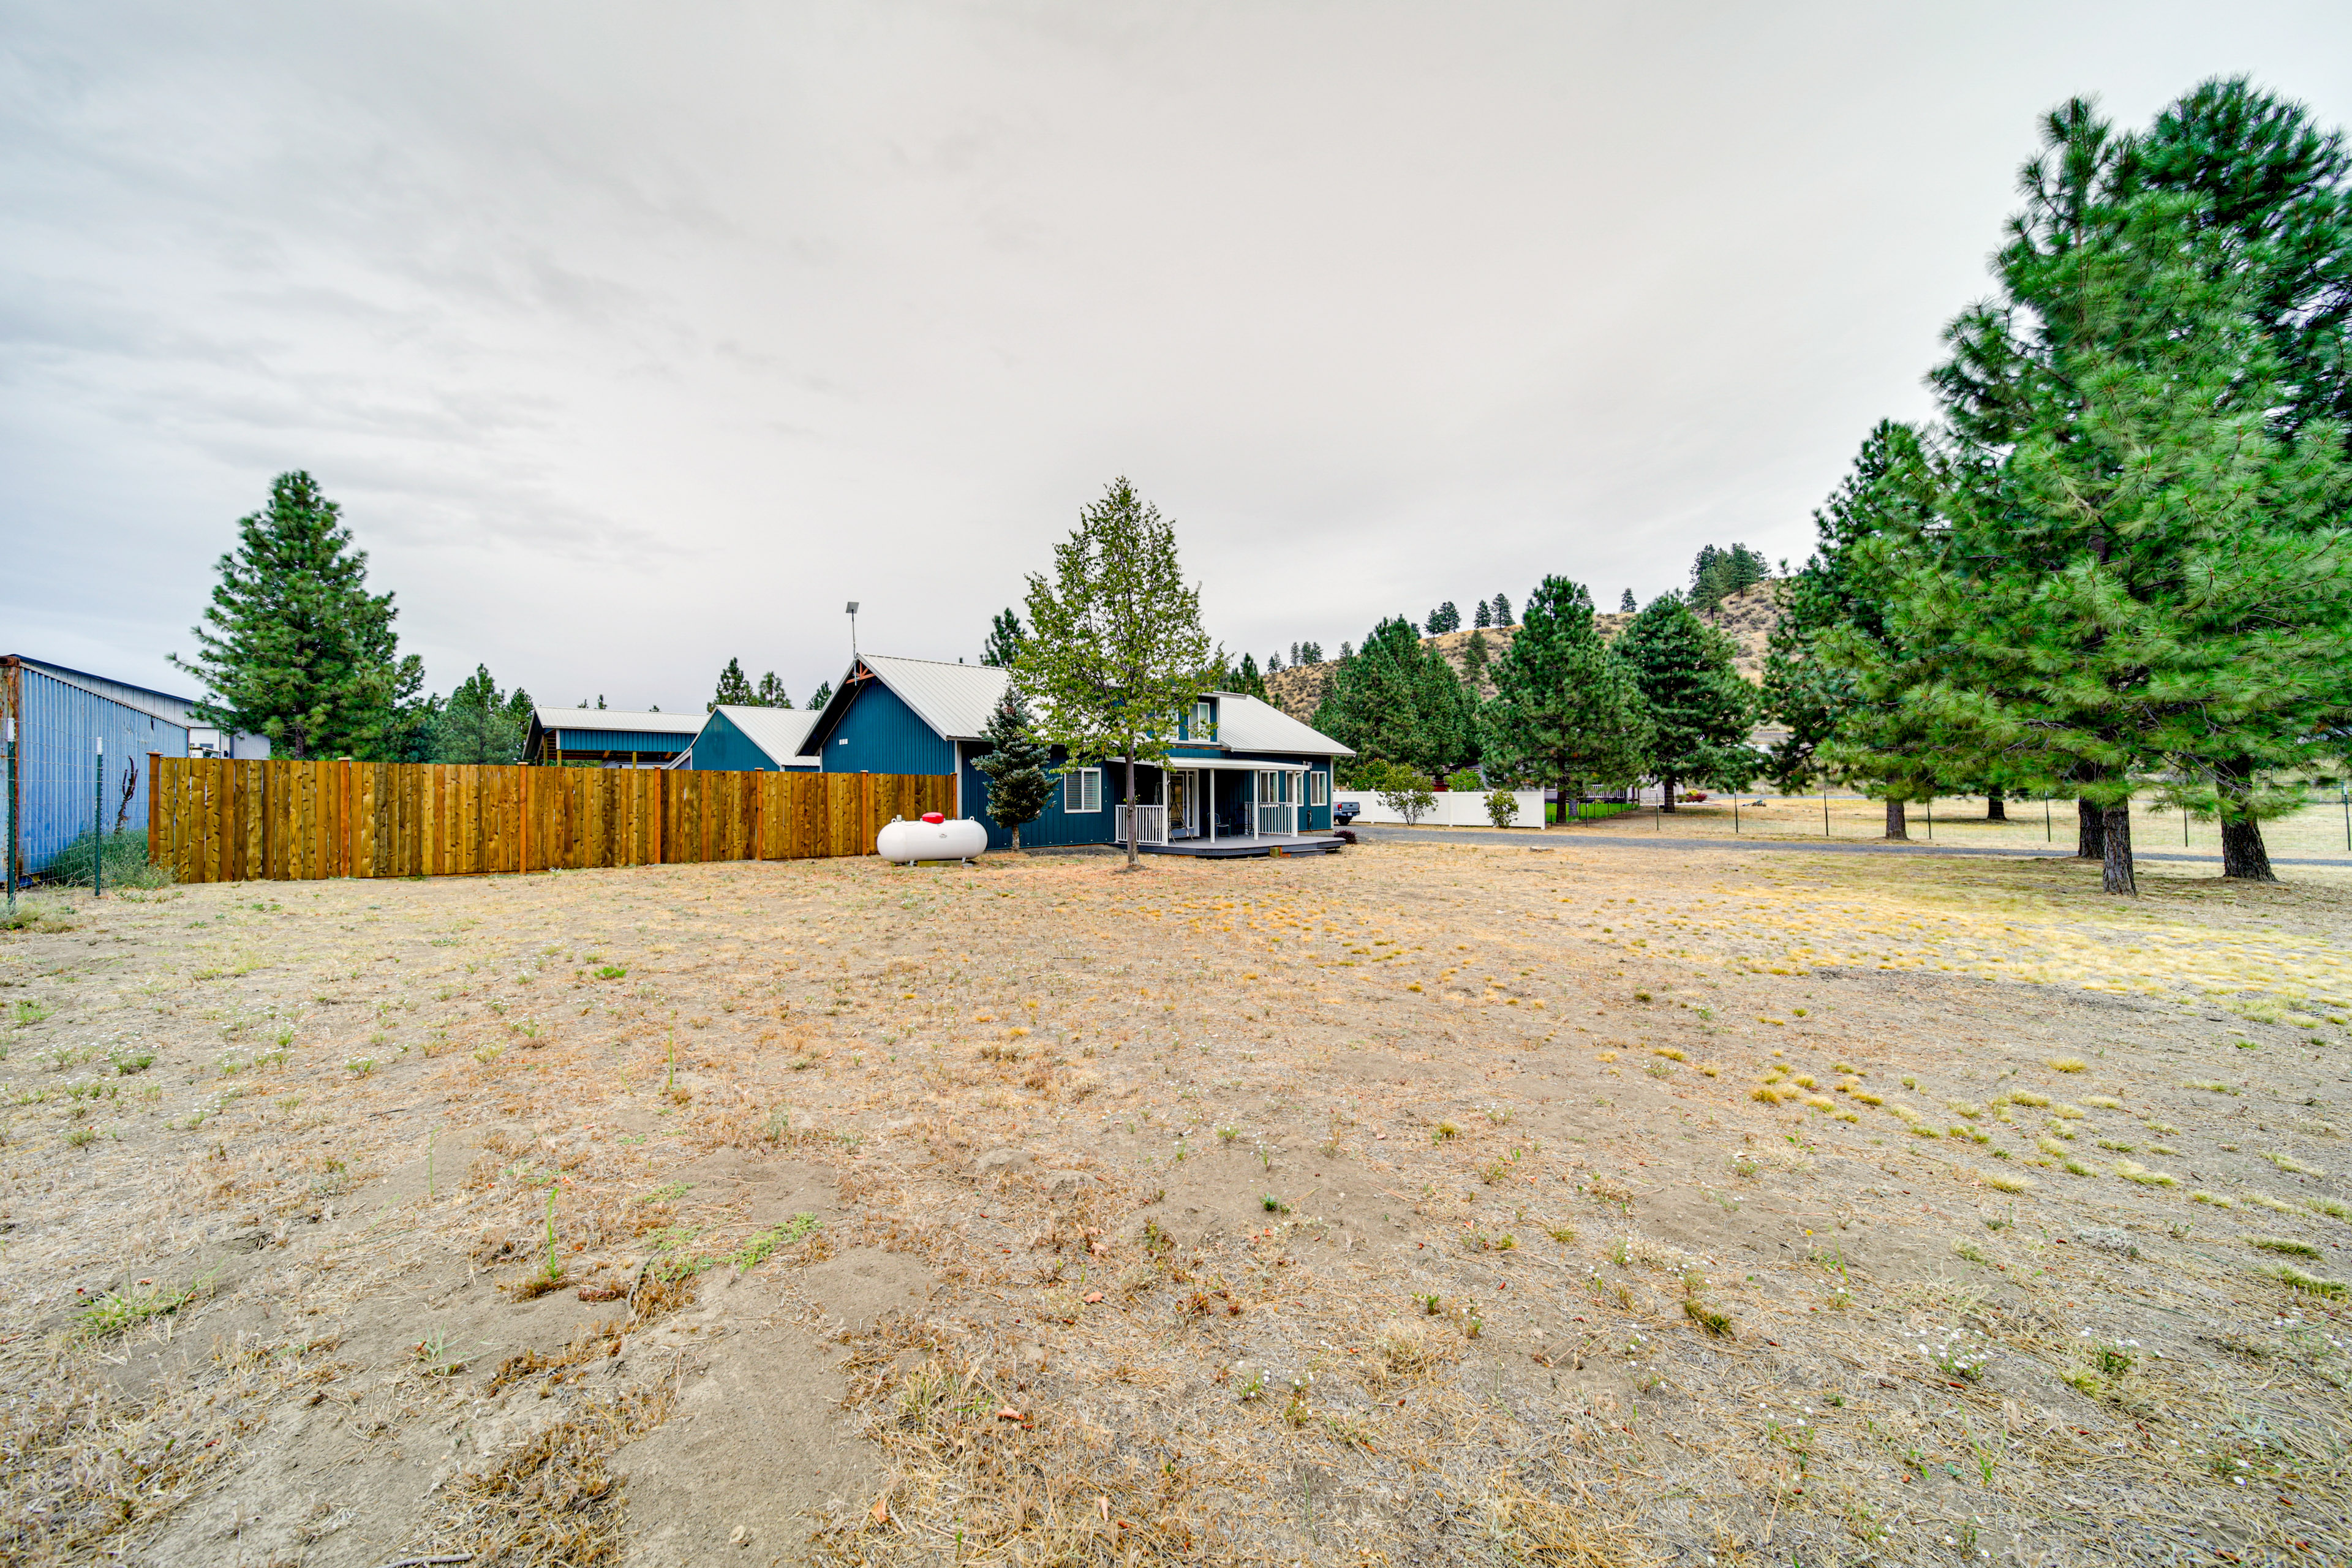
[2,842,2346,1565]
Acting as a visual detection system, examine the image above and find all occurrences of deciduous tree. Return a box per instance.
[1014,478,1217,870]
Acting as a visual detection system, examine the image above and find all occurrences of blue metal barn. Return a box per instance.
[2,655,270,877]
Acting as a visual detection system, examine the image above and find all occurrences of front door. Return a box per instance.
[1169,770,1199,837]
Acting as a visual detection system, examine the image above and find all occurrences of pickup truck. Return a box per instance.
[1333,799,1362,826]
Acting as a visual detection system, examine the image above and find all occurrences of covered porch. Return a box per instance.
[1111,758,1327,853]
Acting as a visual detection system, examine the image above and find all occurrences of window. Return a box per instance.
[1192,699,1215,740]
[1064,767,1102,813]
[1308,770,1328,806]
[1257,769,1280,803]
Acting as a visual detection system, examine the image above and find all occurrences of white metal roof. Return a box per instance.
[710,705,821,766]
[851,655,1012,742]
[533,706,704,736]
[1208,692,1355,757]
[803,659,1352,756]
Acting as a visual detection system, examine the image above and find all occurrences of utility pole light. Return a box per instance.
[846,601,860,659]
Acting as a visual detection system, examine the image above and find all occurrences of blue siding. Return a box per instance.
[10,665,189,875]
[962,745,1123,849]
[690,710,775,771]
[554,728,690,754]
[815,680,957,776]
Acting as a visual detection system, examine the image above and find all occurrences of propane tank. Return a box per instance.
[876,812,988,864]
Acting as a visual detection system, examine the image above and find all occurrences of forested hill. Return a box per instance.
[1262,581,1782,722]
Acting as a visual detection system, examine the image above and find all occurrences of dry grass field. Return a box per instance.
[2,837,2348,1567]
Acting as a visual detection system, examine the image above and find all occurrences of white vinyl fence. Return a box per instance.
[1333,789,1545,828]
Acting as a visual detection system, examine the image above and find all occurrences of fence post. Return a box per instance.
[148,753,160,866]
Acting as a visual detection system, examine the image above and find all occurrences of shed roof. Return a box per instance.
[533,706,703,737]
[709,704,820,764]
[6,655,204,726]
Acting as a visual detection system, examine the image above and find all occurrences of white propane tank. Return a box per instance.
[876,812,987,864]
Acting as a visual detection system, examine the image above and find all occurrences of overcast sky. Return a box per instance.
[6,2,2350,712]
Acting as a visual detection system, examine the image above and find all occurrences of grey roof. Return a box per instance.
[533,706,703,736]
[709,704,821,764]
[850,655,1012,742]
[802,657,1350,757]
[8,655,203,725]
[1208,692,1354,757]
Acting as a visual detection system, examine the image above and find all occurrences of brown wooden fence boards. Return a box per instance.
[148,758,955,884]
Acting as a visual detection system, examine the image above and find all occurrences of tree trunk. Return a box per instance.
[1986,789,2006,821]
[2076,799,2104,860]
[1883,798,1907,840]
[1123,753,1137,870]
[2100,802,2136,894]
[2220,816,2274,881]
[2217,761,2275,881]
[1659,776,1678,813]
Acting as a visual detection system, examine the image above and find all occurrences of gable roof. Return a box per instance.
[708,704,820,764]
[801,656,1352,758]
[1207,691,1354,756]
[531,706,703,737]
[802,655,1011,750]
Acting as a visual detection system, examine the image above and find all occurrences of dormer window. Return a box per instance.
[1193,699,1215,741]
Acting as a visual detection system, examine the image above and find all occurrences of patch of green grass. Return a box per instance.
[2247,1235,2322,1259]
[75,1268,217,1341]
[730,1213,819,1272]
[2271,1265,2346,1299]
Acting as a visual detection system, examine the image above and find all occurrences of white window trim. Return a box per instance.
[1308,770,1329,807]
[1065,767,1102,813]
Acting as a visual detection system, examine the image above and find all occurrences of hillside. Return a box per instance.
[1262,581,1784,722]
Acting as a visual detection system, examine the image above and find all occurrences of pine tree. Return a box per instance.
[981,608,1026,668]
[710,657,755,710]
[1918,95,2352,890]
[805,680,832,710]
[1776,422,1948,834]
[1491,593,1512,626]
[1480,577,1653,820]
[754,671,790,707]
[1618,589,1635,613]
[434,665,532,764]
[1311,617,1476,776]
[1473,599,1493,628]
[1461,629,1492,689]
[1338,641,1353,661]
[1231,652,1270,701]
[1616,595,1756,809]
[1299,640,1323,663]
[1014,478,1217,869]
[172,472,424,760]
[1425,603,1461,635]
[1266,651,1283,673]
[972,690,1052,850]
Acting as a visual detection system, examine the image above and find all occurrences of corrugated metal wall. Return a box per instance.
[8,663,189,875]
[690,711,778,771]
[816,680,957,776]
[552,728,692,755]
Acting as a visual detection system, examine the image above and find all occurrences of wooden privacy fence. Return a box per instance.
[146,757,955,884]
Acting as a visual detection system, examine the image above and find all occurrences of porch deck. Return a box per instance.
[1136,834,1347,859]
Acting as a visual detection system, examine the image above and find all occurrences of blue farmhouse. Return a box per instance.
[797,655,1354,856]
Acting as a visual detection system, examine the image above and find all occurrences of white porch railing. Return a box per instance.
[1254,802,1296,837]
[1116,804,1169,846]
